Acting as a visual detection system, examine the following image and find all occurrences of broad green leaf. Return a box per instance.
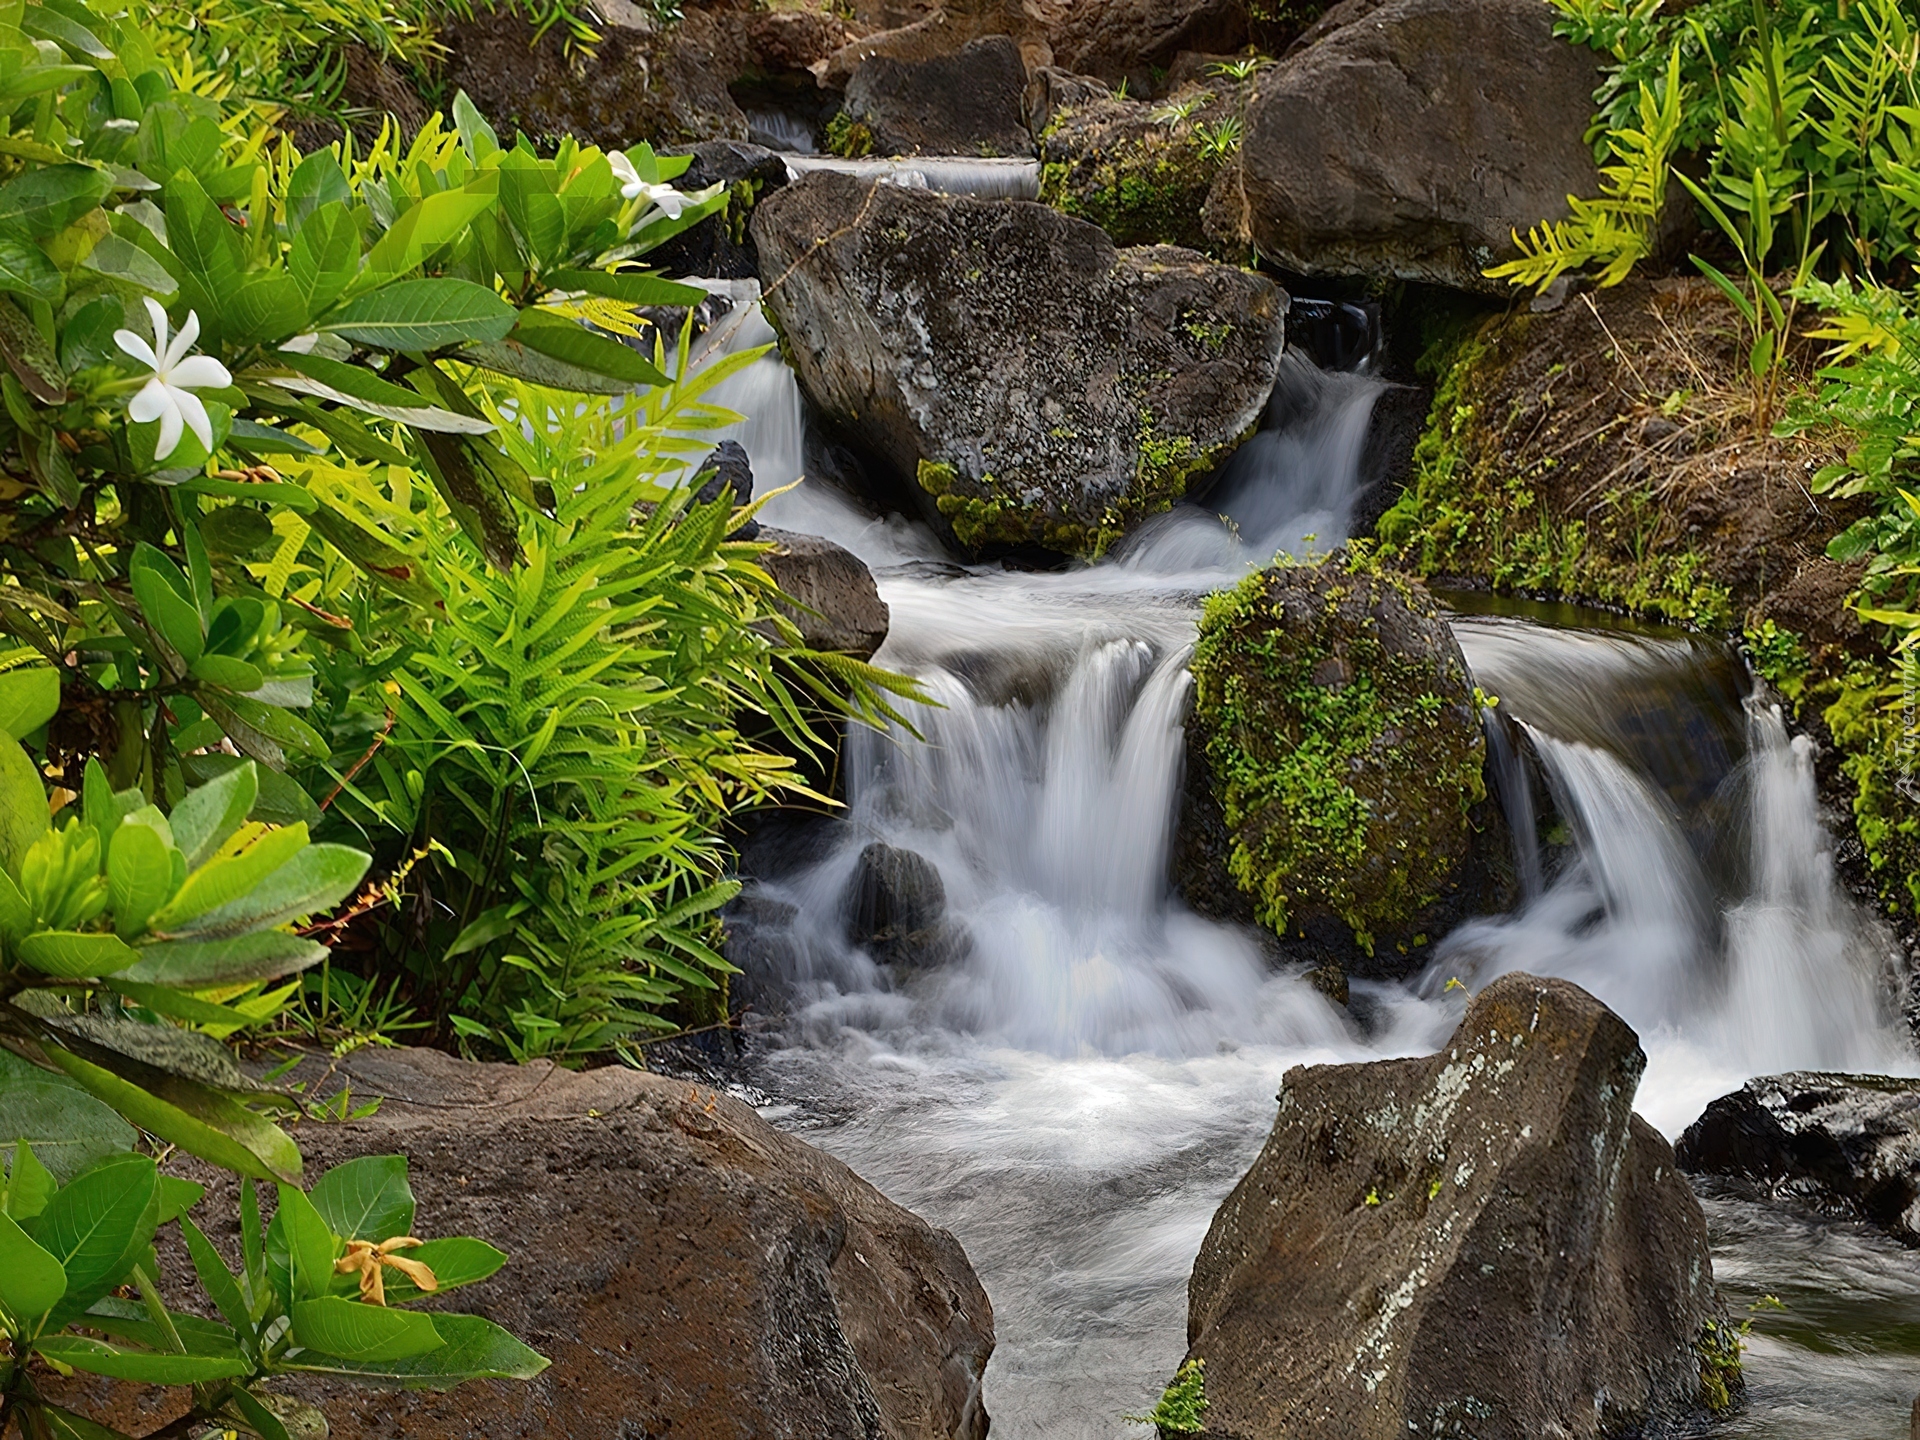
[224,271,310,349]
[158,1176,205,1223]
[168,761,257,871]
[310,1156,412,1242]
[412,427,522,570]
[509,309,669,386]
[258,349,495,433]
[0,62,93,103]
[0,228,63,303]
[37,1335,248,1383]
[284,1311,546,1386]
[0,664,57,735]
[32,1152,158,1311]
[162,171,244,320]
[271,1184,338,1303]
[107,819,177,938]
[79,1295,239,1355]
[26,1403,132,1440]
[0,291,65,403]
[7,1139,57,1219]
[166,841,368,939]
[122,930,327,987]
[452,90,499,162]
[105,978,264,1032]
[288,201,360,314]
[226,418,324,457]
[150,823,307,931]
[197,691,330,768]
[358,175,499,282]
[0,164,111,238]
[180,1213,254,1345]
[322,277,516,351]
[458,335,633,395]
[0,734,49,873]
[0,1055,135,1182]
[0,866,30,943]
[16,930,140,977]
[42,1046,300,1183]
[22,6,114,60]
[548,267,703,307]
[375,1236,506,1302]
[0,1206,66,1320]
[129,543,204,666]
[79,231,177,296]
[290,1296,443,1362]
[225,1386,302,1440]
[286,151,350,230]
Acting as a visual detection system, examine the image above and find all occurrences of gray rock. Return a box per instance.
[1184,972,1728,1440]
[757,526,891,660]
[1676,1072,1920,1245]
[1050,0,1248,89]
[694,439,762,539]
[49,1046,994,1440]
[842,841,964,967]
[751,170,1287,556]
[1235,0,1605,292]
[844,36,1034,157]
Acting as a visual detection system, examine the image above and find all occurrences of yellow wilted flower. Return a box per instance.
[335,1236,438,1307]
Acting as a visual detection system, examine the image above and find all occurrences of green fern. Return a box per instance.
[1486,43,1684,290]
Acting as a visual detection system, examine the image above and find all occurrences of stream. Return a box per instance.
[690,265,1920,1438]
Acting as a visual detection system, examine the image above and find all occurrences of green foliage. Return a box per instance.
[1125,1359,1208,1435]
[824,111,873,159]
[0,1148,544,1438]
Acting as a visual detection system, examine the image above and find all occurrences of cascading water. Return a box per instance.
[691,289,1920,1437]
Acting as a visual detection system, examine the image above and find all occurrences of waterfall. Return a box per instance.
[783,153,1043,199]
[690,315,1918,1438]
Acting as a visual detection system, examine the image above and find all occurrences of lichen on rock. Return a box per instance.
[1186,552,1488,959]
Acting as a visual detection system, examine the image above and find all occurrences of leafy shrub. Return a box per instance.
[0,1146,544,1438]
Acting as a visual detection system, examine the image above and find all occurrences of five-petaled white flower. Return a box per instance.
[608,151,689,219]
[114,296,233,461]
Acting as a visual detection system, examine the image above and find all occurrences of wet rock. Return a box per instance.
[842,841,964,966]
[649,140,790,281]
[842,36,1033,156]
[1234,0,1606,291]
[1183,972,1729,1440]
[751,170,1287,556]
[1182,557,1495,974]
[54,1046,994,1440]
[1676,1072,1920,1245]
[694,439,762,538]
[757,527,891,659]
[444,11,747,150]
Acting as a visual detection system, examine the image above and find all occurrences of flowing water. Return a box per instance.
[690,287,1920,1437]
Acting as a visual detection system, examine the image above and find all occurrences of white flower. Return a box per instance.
[608,151,689,219]
[114,297,232,461]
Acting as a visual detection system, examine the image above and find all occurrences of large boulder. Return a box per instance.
[50,1047,993,1440]
[1049,0,1248,88]
[444,11,748,148]
[840,36,1033,156]
[1677,1072,1920,1245]
[1182,557,1494,973]
[1230,0,1605,291]
[758,526,892,659]
[818,0,1054,88]
[840,841,966,966]
[1183,972,1729,1440]
[751,170,1288,555]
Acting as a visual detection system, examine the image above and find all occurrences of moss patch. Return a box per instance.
[1037,91,1245,253]
[1189,554,1487,955]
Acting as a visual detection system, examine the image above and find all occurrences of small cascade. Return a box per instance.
[783,152,1042,198]
[686,319,1919,1437]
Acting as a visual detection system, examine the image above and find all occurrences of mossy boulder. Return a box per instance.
[1037,83,1245,253]
[1184,555,1489,970]
[751,169,1288,556]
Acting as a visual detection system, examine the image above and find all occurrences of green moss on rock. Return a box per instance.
[1189,555,1487,955]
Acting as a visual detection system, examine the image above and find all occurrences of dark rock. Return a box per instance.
[757,526,891,659]
[1184,972,1728,1440]
[650,140,791,281]
[819,0,1054,89]
[444,12,747,150]
[1050,0,1248,89]
[746,7,854,74]
[1023,64,1111,139]
[694,439,762,539]
[1304,962,1348,1005]
[842,841,963,966]
[751,170,1287,556]
[843,36,1033,157]
[1347,379,1430,542]
[1676,1072,1920,1245]
[1182,558,1494,974]
[50,1046,994,1440]
[1235,0,1606,292]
